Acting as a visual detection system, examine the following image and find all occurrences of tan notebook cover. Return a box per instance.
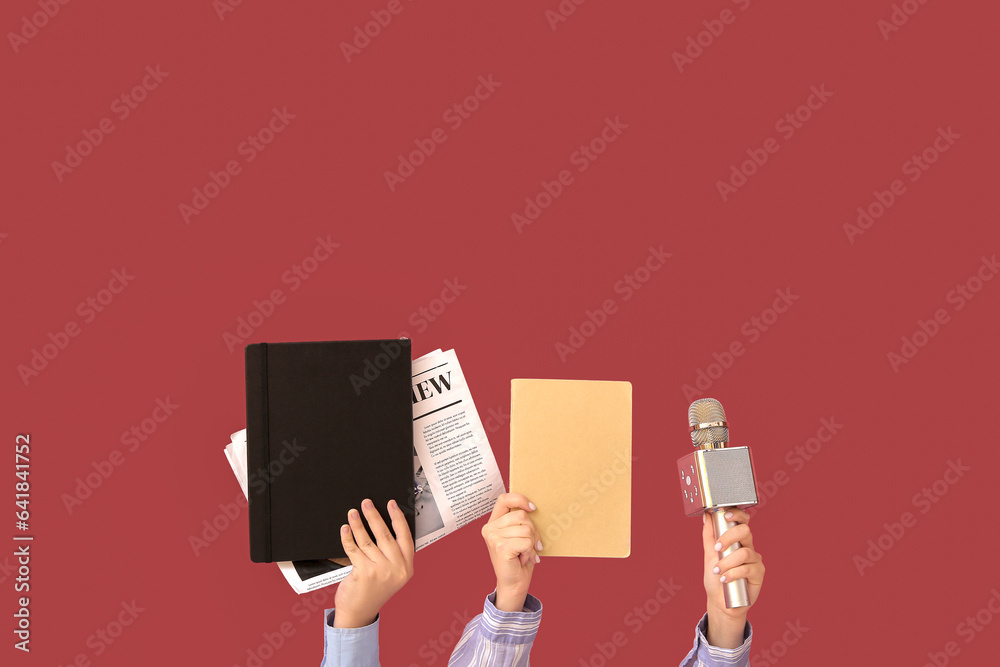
[509,379,632,558]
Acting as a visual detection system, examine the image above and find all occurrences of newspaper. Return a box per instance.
[224,347,506,594]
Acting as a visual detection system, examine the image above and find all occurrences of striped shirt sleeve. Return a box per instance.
[447,591,543,666]
[678,613,753,667]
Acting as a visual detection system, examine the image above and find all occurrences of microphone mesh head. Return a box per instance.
[688,398,729,445]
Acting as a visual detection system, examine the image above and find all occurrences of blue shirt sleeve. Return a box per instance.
[447,591,543,666]
[678,613,753,667]
[320,609,381,667]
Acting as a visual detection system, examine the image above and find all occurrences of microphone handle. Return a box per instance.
[710,509,750,609]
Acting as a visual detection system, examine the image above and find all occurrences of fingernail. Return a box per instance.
[536,541,543,551]
[341,524,350,534]
[714,542,722,551]
[363,499,373,509]
[720,576,727,583]
[528,502,537,511]
[535,554,541,564]
[712,566,720,574]
[389,499,397,509]
[725,511,733,519]
[350,509,359,518]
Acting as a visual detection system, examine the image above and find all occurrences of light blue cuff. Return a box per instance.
[320,608,380,667]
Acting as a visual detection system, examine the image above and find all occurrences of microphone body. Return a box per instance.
[680,399,758,609]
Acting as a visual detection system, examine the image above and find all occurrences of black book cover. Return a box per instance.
[245,339,413,563]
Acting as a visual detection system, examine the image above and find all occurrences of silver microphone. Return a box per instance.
[678,398,758,609]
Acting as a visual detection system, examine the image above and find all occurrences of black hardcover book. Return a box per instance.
[245,339,413,563]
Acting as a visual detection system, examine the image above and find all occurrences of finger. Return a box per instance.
[724,508,751,525]
[491,526,541,567]
[713,546,756,575]
[494,524,535,541]
[718,562,763,585]
[520,549,541,567]
[493,509,532,530]
[387,499,415,562]
[348,507,386,564]
[489,493,536,522]
[704,510,751,550]
[486,520,542,558]
[495,535,535,562]
[715,523,753,553]
[361,498,393,550]
[361,498,398,553]
[339,524,366,570]
[496,515,543,552]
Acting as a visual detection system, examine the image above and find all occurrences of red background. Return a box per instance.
[3,0,999,665]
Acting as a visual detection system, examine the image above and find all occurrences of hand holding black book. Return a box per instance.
[245,339,414,563]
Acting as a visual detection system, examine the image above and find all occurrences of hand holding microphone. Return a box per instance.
[679,398,764,612]
[679,398,765,648]
[700,507,763,630]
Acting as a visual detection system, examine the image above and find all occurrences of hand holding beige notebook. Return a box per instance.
[509,379,632,557]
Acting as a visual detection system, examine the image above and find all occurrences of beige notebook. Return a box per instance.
[509,379,632,558]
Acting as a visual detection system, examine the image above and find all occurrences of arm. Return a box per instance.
[447,590,543,666]
[448,493,543,666]
[320,498,415,667]
[679,509,763,667]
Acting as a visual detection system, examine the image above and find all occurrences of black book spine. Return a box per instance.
[245,343,272,562]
